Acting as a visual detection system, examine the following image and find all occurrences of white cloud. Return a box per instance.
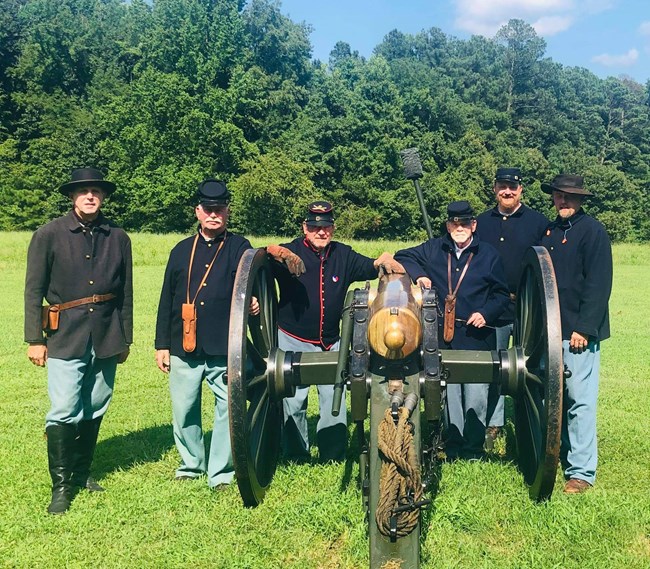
[591,49,639,67]
[639,21,650,36]
[532,16,573,35]
[453,0,608,37]
[457,0,570,20]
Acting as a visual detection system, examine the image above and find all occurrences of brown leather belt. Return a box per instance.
[42,293,117,332]
[55,293,116,311]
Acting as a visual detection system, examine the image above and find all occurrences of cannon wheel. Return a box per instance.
[513,246,563,501]
[228,248,282,507]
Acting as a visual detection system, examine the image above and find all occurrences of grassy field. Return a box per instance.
[0,231,648,569]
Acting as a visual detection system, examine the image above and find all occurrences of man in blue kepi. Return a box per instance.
[476,167,548,449]
[270,201,404,462]
[155,179,259,489]
[395,200,509,460]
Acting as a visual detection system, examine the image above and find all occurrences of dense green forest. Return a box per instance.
[1,0,649,240]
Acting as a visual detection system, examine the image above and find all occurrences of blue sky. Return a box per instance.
[278,0,650,84]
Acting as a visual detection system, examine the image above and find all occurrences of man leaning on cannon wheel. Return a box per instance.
[268,201,405,463]
[541,174,612,494]
[24,168,133,515]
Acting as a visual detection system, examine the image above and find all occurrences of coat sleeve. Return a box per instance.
[346,248,378,282]
[154,251,176,350]
[576,227,612,338]
[477,253,510,325]
[394,241,433,283]
[24,229,49,344]
[121,234,134,345]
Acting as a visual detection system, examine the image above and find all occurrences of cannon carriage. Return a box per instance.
[226,243,564,569]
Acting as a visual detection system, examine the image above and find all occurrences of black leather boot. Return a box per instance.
[73,417,104,492]
[46,424,78,515]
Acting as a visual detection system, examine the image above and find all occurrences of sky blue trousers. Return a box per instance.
[278,331,345,461]
[561,339,601,485]
[46,340,117,427]
[169,355,233,487]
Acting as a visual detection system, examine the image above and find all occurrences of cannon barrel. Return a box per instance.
[367,273,422,360]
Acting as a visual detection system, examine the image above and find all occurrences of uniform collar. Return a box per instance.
[197,226,227,243]
[491,203,525,218]
[66,210,110,233]
[553,208,585,229]
[302,237,331,259]
[442,233,480,254]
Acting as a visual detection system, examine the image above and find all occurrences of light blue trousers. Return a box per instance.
[561,339,600,485]
[487,323,513,427]
[46,340,117,427]
[169,355,233,487]
[278,331,345,461]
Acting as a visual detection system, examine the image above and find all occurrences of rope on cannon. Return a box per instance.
[375,403,427,540]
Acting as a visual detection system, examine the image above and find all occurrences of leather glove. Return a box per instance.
[374,252,405,275]
[267,245,306,276]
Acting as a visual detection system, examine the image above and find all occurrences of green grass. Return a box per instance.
[0,232,648,569]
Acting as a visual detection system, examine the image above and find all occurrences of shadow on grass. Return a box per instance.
[276,414,321,467]
[93,424,175,479]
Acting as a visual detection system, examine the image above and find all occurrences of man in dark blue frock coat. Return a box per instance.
[272,201,404,462]
[476,168,548,447]
[395,201,509,459]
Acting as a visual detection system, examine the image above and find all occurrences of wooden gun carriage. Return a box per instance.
[226,243,564,569]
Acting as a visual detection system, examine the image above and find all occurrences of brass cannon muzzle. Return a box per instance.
[368,273,423,360]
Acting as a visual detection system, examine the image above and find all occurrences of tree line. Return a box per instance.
[1,0,649,241]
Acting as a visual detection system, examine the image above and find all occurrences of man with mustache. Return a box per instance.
[476,168,548,449]
[155,179,259,489]
[272,201,404,462]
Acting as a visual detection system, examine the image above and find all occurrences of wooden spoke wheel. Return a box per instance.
[228,248,282,507]
[513,246,563,501]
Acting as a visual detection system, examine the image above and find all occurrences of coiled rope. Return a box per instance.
[375,406,424,538]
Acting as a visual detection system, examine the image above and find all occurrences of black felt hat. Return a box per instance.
[305,201,334,226]
[446,200,475,222]
[495,167,522,184]
[541,174,593,196]
[58,168,116,196]
[197,179,230,205]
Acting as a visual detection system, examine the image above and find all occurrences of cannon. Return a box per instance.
[226,244,563,569]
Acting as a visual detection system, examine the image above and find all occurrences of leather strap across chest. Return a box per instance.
[447,251,474,299]
[186,233,226,304]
